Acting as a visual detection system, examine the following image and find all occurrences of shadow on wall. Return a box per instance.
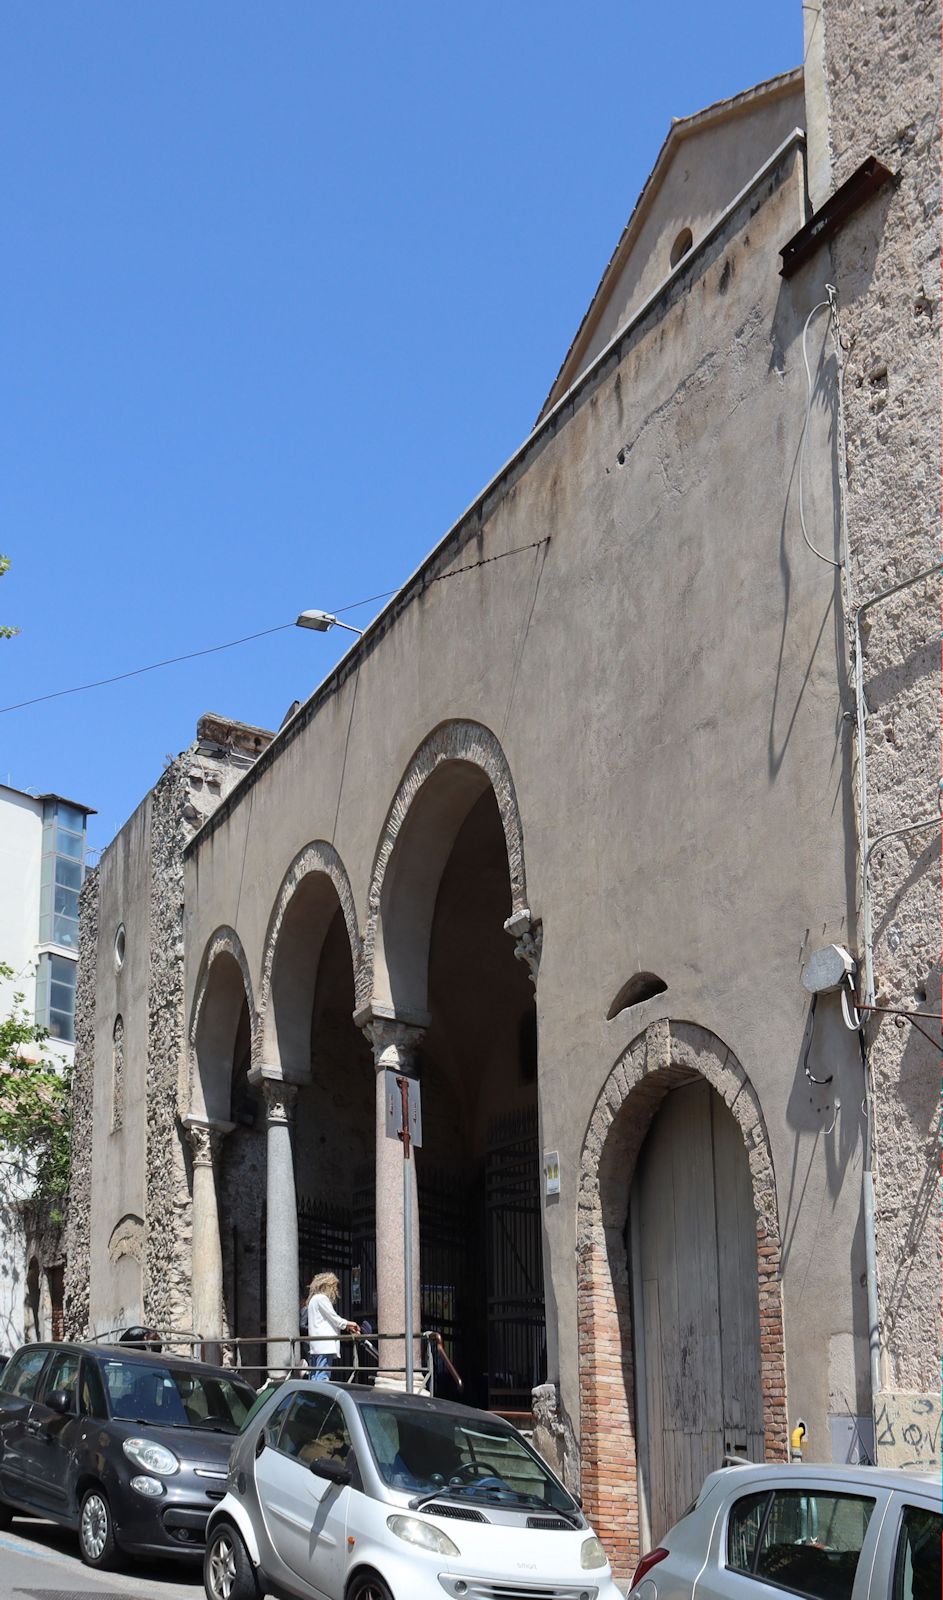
[781,987,864,1274]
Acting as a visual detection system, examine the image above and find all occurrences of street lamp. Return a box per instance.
[295,609,364,638]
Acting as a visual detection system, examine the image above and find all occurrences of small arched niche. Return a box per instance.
[670,226,693,268]
[607,971,667,1020]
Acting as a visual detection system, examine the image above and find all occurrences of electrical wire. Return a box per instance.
[798,284,843,568]
[802,993,834,1084]
[0,539,552,716]
[0,622,297,715]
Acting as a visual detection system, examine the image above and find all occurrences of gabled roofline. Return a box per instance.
[185,126,806,861]
[536,67,804,423]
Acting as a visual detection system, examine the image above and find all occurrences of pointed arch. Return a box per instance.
[359,720,528,1015]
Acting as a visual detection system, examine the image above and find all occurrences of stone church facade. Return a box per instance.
[66,4,940,1580]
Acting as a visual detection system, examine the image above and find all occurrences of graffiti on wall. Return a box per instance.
[874,1392,941,1468]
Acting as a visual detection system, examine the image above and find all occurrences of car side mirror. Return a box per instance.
[310,1456,351,1486]
[47,1389,73,1416]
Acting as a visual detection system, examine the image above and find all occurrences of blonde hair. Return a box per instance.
[308,1271,339,1304]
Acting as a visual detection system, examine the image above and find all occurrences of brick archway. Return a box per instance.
[577,1018,787,1580]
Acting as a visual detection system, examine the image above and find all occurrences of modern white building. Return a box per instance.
[0,782,94,1350]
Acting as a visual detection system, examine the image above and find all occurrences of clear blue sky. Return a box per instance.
[1,2,799,856]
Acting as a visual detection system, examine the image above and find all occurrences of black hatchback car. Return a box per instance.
[0,1340,257,1568]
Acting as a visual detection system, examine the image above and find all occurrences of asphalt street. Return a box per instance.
[0,1516,204,1600]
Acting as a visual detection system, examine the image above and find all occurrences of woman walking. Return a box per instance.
[305,1271,360,1381]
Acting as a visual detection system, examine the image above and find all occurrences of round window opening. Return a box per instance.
[114,924,126,972]
[670,226,694,268]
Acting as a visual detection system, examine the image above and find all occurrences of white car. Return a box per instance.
[205,1379,622,1600]
[628,1461,940,1600]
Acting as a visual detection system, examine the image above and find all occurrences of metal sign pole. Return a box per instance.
[397,1074,414,1394]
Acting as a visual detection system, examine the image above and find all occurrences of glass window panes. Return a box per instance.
[54,856,83,892]
[279,1392,337,1461]
[1,1347,50,1399]
[262,1391,294,1449]
[56,802,87,832]
[753,1491,874,1600]
[48,1009,75,1043]
[52,913,79,948]
[54,885,80,919]
[49,955,76,989]
[36,953,77,1036]
[80,1359,108,1419]
[729,1492,771,1572]
[50,981,74,1012]
[54,828,85,860]
[43,1351,80,1408]
[893,1505,942,1600]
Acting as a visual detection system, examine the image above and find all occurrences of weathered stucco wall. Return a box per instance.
[181,134,867,1485]
[810,0,942,1455]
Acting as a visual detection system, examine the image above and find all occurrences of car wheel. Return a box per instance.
[78,1487,117,1568]
[347,1574,394,1600]
[204,1523,262,1600]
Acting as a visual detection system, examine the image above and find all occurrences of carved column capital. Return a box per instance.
[359,1016,426,1077]
[504,908,543,987]
[184,1118,232,1168]
[261,1079,298,1126]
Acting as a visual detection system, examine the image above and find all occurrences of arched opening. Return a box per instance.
[375,746,542,1412]
[252,852,374,1348]
[219,997,262,1343]
[293,902,374,1322]
[607,971,667,1018]
[25,1256,41,1341]
[190,935,255,1346]
[630,1080,762,1544]
[578,1021,786,1582]
[191,943,252,1126]
[670,225,694,267]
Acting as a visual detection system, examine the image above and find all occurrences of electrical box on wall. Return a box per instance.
[802,944,857,995]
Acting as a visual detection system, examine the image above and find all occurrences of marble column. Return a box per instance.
[184,1117,233,1359]
[261,1078,300,1376]
[360,1017,425,1386]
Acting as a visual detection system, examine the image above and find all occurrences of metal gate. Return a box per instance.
[485,1107,546,1412]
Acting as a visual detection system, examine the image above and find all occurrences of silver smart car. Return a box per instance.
[204,1379,621,1600]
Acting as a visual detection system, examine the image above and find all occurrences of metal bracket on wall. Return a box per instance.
[779,155,895,277]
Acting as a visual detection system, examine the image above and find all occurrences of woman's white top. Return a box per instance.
[306,1292,348,1357]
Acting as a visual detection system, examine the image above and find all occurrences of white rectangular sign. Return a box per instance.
[544,1149,561,1197]
[384,1069,423,1148]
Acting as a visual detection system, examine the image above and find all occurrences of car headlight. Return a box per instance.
[580,1534,607,1569]
[387,1514,460,1557]
[122,1438,179,1475]
[130,1475,164,1497]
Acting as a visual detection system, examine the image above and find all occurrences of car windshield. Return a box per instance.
[101,1360,255,1432]
[357,1402,576,1514]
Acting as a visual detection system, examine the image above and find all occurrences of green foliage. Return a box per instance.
[0,964,72,1212]
[0,554,19,639]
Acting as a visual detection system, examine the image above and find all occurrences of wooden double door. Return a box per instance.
[630,1079,763,1545]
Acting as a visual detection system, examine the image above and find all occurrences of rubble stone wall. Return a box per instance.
[64,867,100,1336]
[817,0,942,1438]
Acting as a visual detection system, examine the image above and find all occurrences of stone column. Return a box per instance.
[360,1017,425,1385]
[261,1079,300,1376]
[184,1117,233,1358]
